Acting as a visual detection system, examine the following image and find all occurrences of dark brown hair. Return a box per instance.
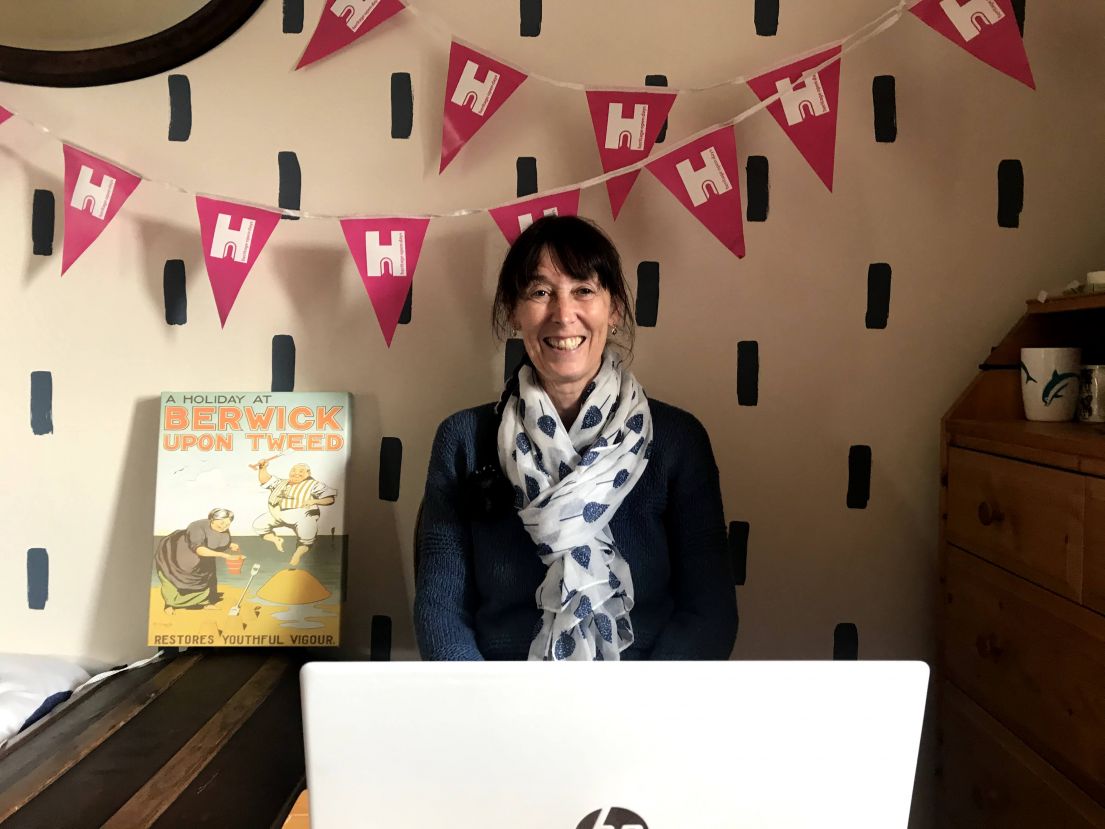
[491,215,635,353]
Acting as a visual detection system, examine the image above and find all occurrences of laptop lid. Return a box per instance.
[300,660,929,829]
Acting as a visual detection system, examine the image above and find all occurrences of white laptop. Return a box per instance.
[300,661,929,829]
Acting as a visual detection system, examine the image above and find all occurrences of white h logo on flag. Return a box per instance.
[210,214,255,263]
[604,102,648,151]
[676,148,732,207]
[364,230,407,277]
[776,72,830,126]
[70,165,116,220]
[450,61,500,116]
[940,0,1005,41]
[330,0,382,31]
[517,207,558,233]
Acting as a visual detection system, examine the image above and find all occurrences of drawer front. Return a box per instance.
[943,545,1105,803]
[1083,478,1105,615]
[939,681,1105,829]
[946,447,1084,600]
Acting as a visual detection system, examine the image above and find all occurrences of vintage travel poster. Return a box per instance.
[148,391,350,647]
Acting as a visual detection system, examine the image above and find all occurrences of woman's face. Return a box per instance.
[512,249,619,393]
[210,517,232,533]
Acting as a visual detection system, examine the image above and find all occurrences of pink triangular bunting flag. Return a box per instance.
[488,190,580,245]
[440,42,527,173]
[340,217,429,347]
[585,89,677,219]
[910,0,1034,89]
[196,197,281,326]
[61,145,142,275]
[748,45,842,192]
[296,0,405,69]
[0,106,12,127]
[646,127,745,257]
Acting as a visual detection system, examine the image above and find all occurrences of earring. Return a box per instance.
[610,325,618,336]
[510,327,518,338]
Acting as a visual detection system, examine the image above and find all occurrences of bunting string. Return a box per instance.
[404,0,908,94]
[0,0,1033,334]
[3,0,909,220]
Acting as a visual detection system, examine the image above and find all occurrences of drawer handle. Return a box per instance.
[975,633,1004,660]
[977,501,1004,526]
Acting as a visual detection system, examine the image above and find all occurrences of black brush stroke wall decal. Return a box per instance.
[271,335,296,392]
[997,160,1023,228]
[520,0,541,37]
[27,548,48,610]
[371,615,393,660]
[164,259,187,325]
[636,261,659,327]
[167,75,192,142]
[505,338,526,383]
[278,151,301,220]
[728,521,749,586]
[283,0,304,33]
[847,445,872,509]
[737,341,759,406]
[30,371,53,435]
[746,156,769,222]
[872,76,897,143]
[31,189,54,255]
[866,263,891,329]
[755,0,779,36]
[1012,0,1025,35]
[645,75,669,143]
[391,72,413,139]
[516,157,538,197]
[834,623,859,659]
[380,437,402,502]
[399,284,412,325]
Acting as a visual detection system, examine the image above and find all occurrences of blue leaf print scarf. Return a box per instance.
[497,349,653,661]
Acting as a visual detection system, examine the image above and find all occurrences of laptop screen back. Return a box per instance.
[300,660,928,829]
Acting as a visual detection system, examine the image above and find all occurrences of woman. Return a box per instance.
[154,508,244,612]
[414,215,736,660]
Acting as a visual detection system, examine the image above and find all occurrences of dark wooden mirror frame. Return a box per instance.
[0,0,265,88]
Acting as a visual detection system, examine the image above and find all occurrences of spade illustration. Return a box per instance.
[229,563,262,617]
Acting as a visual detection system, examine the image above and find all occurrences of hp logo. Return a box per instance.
[576,806,648,829]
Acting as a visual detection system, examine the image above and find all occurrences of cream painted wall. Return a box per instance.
[2,0,1103,715]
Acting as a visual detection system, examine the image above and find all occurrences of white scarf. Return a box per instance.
[497,349,653,661]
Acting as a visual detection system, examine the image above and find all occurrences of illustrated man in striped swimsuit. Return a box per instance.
[254,460,338,567]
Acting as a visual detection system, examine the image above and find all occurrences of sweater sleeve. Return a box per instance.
[647,413,738,660]
[412,414,485,660]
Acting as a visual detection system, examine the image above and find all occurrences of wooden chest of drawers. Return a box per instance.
[940,443,1105,826]
[938,294,1105,827]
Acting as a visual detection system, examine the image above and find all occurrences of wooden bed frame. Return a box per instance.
[0,649,307,828]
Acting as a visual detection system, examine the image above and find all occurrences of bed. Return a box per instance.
[0,649,307,828]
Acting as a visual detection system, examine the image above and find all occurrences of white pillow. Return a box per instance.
[0,654,91,743]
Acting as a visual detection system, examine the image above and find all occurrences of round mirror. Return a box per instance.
[0,0,264,87]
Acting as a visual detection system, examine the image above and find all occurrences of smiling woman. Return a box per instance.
[414,215,738,663]
[499,224,631,427]
[0,0,263,87]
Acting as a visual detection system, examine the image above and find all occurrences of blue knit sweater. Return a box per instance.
[413,399,738,660]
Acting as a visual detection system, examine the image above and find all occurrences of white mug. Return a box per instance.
[1021,347,1081,421]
